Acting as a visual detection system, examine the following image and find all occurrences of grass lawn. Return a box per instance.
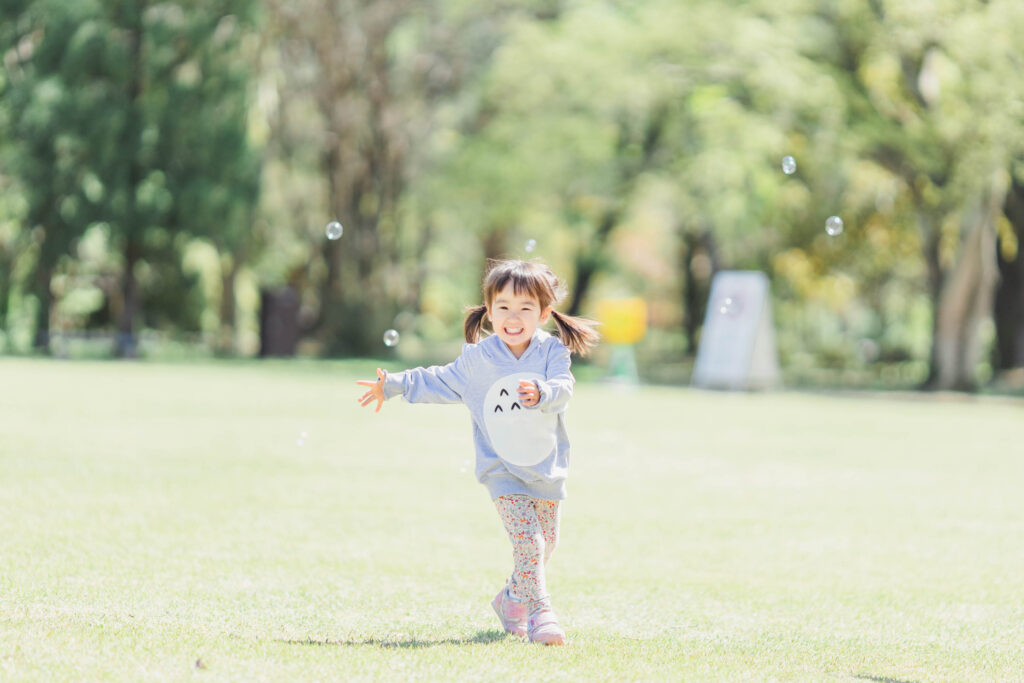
[2,357,1023,681]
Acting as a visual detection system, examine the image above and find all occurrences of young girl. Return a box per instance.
[356,259,598,646]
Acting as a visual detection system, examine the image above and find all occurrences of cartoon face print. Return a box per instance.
[482,372,558,467]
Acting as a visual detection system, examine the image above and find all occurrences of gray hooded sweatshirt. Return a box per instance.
[382,329,574,501]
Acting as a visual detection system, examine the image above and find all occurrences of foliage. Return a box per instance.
[1,0,1023,388]
[0,0,260,355]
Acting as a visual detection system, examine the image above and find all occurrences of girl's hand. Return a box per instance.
[356,368,387,413]
[518,379,540,407]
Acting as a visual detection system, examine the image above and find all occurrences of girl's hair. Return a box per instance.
[464,259,600,356]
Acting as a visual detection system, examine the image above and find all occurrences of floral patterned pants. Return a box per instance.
[493,494,561,615]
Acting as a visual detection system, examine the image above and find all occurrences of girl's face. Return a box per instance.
[487,282,552,359]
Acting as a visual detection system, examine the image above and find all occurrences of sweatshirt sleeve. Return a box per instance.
[533,343,574,414]
[381,347,472,404]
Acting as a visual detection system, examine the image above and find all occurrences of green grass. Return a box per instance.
[2,357,1023,681]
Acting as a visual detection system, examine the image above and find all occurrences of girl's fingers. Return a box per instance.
[518,381,538,400]
[356,371,386,411]
[517,387,538,406]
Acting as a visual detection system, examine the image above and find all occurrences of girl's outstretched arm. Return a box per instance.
[356,368,387,413]
[383,357,469,404]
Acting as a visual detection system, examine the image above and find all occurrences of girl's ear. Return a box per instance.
[540,306,553,324]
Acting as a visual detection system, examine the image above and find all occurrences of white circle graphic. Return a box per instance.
[482,372,558,467]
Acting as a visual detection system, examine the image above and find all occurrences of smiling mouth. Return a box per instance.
[504,327,524,336]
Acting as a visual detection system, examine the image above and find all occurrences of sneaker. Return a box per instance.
[491,586,527,637]
[527,610,566,646]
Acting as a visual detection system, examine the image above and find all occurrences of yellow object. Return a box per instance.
[596,298,647,345]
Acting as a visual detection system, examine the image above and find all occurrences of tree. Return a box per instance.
[447,1,843,350]
[812,0,1024,390]
[995,166,1024,372]
[1,0,103,349]
[1,0,260,356]
[435,2,696,318]
[154,5,262,353]
[261,0,535,354]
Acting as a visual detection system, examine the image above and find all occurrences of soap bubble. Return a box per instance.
[781,155,797,175]
[825,215,844,236]
[383,329,400,347]
[525,238,537,253]
[325,221,343,240]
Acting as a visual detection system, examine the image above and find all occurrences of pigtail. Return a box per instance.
[550,309,600,357]
[463,304,489,344]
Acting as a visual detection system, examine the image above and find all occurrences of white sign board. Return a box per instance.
[691,271,781,391]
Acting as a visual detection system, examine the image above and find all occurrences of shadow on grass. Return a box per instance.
[279,629,509,649]
[854,674,919,683]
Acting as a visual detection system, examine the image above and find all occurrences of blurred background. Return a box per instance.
[1,0,1022,394]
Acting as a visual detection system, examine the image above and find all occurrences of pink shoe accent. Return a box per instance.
[491,587,527,637]
[528,610,566,645]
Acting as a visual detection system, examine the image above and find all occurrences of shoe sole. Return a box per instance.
[529,632,566,646]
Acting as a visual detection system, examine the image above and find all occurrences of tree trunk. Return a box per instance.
[994,175,1024,371]
[216,254,240,355]
[115,4,145,359]
[680,229,719,357]
[471,226,509,315]
[321,144,343,326]
[117,237,141,358]
[311,6,406,357]
[28,196,61,353]
[565,110,666,318]
[407,218,433,314]
[927,174,1008,391]
[920,210,944,386]
[566,208,619,317]
[482,227,508,264]
[0,251,12,333]
[31,265,54,352]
